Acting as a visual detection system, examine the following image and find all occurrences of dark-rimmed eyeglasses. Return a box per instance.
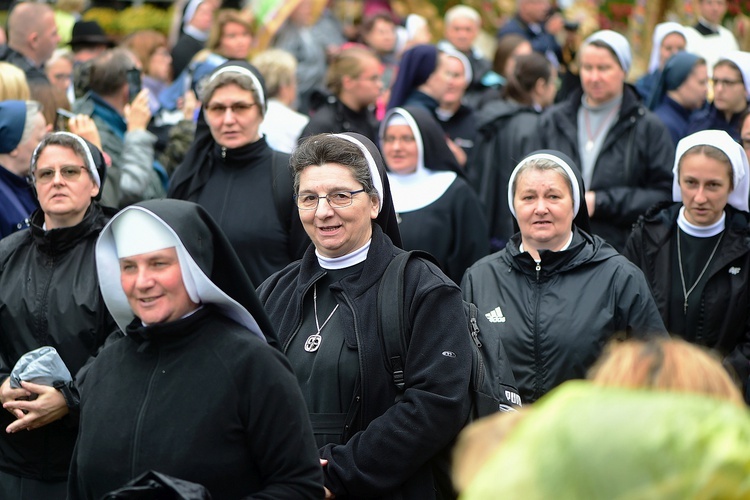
[295,189,365,210]
[33,165,89,184]
[712,78,743,88]
[205,102,258,117]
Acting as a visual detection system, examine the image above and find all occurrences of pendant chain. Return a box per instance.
[304,283,339,352]
[583,105,619,151]
[677,229,723,314]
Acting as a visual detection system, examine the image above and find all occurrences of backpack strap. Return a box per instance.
[377,250,440,394]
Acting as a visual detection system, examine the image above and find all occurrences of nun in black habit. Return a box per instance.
[380,106,489,283]
[168,60,309,287]
[257,133,472,499]
[68,199,322,499]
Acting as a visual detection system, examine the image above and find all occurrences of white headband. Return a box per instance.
[718,51,750,98]
[584,30,632,74]
[648,22,687,73]
[673,130,750,212]
[209,65,266,111]
[332,133,384,214]
[31,131,101,188]
[381,107,425,173]
[507,153,581,218]
[440,46,473,84]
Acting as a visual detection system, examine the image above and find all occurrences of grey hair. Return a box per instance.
[511,158,575,201]
[444,5,481,25]
[290,135,376,196]
[199,71,264,117]
[31,132,97,184]
[251,49,297,99]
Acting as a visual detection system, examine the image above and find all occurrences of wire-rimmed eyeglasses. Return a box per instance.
[294,189,365,210]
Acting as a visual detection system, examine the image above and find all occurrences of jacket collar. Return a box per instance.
[30,202,110,255]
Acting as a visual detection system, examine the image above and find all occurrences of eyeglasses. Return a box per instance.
[295,189,365,210]
[712,78,744,88]
[34,165,89,184]
[205,102,258,117]
[382,135,416,144]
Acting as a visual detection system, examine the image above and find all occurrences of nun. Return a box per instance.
[462,150,667,404]
[68,199,322,499]
[538,29,674,251]
[647,52,708,144]
[624,130,750,401]
[257,133,472,499]
[634,22,687,101]
[380,106,489,283]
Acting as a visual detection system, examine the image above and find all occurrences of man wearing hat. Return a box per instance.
[0,2,60,84]
[69,20,115,65]
[0,101,47,239]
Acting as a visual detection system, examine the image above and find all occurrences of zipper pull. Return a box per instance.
[535,262,541,281]
[221,146,226,159]
[469,316,482,348]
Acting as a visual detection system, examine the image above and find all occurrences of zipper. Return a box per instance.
[131,351,161,477]
[535,262,541,282]
[533,262,543,400]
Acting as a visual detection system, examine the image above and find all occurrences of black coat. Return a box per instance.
[69,307,323,499]
[258,225,472,499]
[539,85,674,251]
[0,203,117,481]
[462,227,667,403]
[301,95,380,145]
[623,202,750,392]
[469,99,542,251]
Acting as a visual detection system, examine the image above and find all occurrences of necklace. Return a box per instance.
[583,105,619,152]
[677,229,723,314]
[304,284,339,352]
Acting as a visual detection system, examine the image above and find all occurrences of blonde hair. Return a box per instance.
[0,62,31,100]
[588,338,745,407]
[207,9,253,55]
[122,30,168,76]
[251,48,296,98]
[325,46,377,96]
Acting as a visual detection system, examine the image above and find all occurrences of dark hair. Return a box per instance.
[31,133,97,185]
[678,144,734,190]
[88,48,135,97]
[359,12,395,41]
[503,52,552,105]
[492,34,529,76]
[713,59,743,83]
[290,134,376,196]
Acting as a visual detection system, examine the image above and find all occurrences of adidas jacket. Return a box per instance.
[461,227,667,403]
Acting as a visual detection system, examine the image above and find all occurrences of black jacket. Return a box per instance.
[69,307,322,499]
[539,85,674,251]
[623,202,750,391]
[0,44,49,83]
[301,94,380,144]
[258,225,472,499]
[0,203,117,481]
[462,227,667,403]
[469,99,542,251]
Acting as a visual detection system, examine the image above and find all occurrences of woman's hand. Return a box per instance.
[125,89,152,132]
[0,377,30,419]
[320,458,335,498]
[3,381,69,433]
[446,137,467,168]
[67,114,103,150]
[181,90,199,121]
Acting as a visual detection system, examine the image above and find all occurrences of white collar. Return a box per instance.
[387,168,456,212]
[316,239,371,269]
[677,206,726,237]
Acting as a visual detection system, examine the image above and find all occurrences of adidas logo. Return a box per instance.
[485,307,506,323]
[729,267,741,275]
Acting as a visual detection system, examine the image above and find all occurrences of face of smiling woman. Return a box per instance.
[513,167,575,259]
[297,163,379,258]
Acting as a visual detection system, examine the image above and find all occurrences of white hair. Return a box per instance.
[444,5,481,25]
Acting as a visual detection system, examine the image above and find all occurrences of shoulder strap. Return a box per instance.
[271,151,292,233]
[377,250,439,393]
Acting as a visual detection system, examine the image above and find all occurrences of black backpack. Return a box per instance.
[377,251,522,419]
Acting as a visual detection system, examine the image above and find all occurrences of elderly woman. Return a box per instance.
[258,133,472,499]
[539,30,674,251]
[624,130,750,400]
[381,106,488,283]
[67,199,321,498]
[461,150,667,404]
[0,132,116,499]
[168,60,308,286]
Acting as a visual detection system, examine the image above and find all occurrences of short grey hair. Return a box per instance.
[199,71,264,117]
[31,132,97,184]
[444,5,481,25]
[290,134,376,196]
[511,158,574,201]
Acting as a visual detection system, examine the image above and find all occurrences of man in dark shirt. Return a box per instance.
[0,2,59,84]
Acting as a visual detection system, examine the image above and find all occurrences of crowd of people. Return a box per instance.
[1,0,750,497]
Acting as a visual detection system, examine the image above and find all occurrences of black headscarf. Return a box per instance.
[333,132,403,248]
[380,105,463,175]
[508,149,592,235]
[95,198,279,345]
[168,60,268,200]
